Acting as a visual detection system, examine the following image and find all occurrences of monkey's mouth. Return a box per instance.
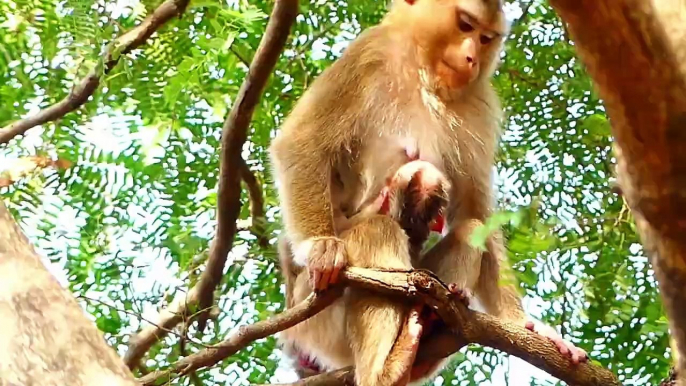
[439,60,470,88]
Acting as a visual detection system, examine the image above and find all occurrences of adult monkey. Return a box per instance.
[270,0,587,384]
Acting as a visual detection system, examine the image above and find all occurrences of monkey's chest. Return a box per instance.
[365,134,444,174]
[350,135,444,210]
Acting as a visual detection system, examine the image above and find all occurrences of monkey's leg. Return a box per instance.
[477,232,588,364]
[343,215,420,386]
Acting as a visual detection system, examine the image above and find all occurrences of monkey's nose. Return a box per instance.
[466,56,477,67]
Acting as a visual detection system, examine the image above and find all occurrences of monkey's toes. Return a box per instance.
[525,322,588,365]
[446,283,471,306]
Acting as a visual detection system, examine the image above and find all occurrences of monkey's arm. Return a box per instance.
[419,194,588,363]
[270,128,350,290]
[277,236,302,309]
[416,173,526,323]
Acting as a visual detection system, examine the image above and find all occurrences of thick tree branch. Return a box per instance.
[0,200,137,385]
[123,0,298,368]
[137,289,341,386]
[193,0,299,332]
[140,268,618,386]
[546,0,686,378]
[0,0,191,145]
[341,268,619,386]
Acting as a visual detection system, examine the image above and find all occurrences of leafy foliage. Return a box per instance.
[0,0,672,385]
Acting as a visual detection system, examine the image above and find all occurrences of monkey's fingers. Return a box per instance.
[318,239,339,290]
[309,269,323,291]
[310,243,328,291]
[329,241,347,284]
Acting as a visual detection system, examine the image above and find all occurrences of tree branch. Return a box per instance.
[124,0,299,368]
[138,268,619,386]
[123,288,198,369]
[0,0,191,145]
[137,289,341,386]
[262,367,355,386]
[546,0,686,378]
[0,200,138,384]
[193,0,298,332]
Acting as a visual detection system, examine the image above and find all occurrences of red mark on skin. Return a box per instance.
[430,214,445,234]
[379,188,391,215]
[296,351,322,373]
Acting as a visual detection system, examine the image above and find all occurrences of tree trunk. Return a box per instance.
[0,200,136,385]
[547,0,686,382]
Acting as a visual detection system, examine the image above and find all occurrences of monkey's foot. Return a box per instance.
[297,236,347,291]
[525,321,588,365]
[385,304,425,386]
[447,283,471,307]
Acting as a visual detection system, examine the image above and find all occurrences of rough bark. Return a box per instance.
[546,0,686,381]
[0,200,136,385]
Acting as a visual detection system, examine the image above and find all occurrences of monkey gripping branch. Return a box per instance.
[137,266,619,386]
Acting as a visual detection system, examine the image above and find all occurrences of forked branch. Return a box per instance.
[189,0,298,332]
[138,268,619,386]
[124,0,299,368]
[0,0,191,145]
[137,289,341,386]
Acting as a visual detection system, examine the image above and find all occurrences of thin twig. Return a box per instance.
[78,294,209,348]
[0,0,191,145]
[239,159,269,248]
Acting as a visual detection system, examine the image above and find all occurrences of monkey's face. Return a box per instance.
[406,0,506,90]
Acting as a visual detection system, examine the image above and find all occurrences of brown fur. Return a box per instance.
[270,0,539,384]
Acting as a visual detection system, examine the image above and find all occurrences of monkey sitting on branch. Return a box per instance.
[269,0,588,384]
[279,158,451,381]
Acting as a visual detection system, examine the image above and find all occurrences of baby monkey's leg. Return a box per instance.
[343,216,420,386]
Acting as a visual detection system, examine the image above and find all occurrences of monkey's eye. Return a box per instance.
[458,14,474,32]
[480,35,494,45]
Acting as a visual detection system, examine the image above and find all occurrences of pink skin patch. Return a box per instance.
[297,352,322,373]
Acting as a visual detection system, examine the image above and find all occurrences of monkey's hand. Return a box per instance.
[446,283,472,307]
[295,237,347,291]
[525,321,588,365]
